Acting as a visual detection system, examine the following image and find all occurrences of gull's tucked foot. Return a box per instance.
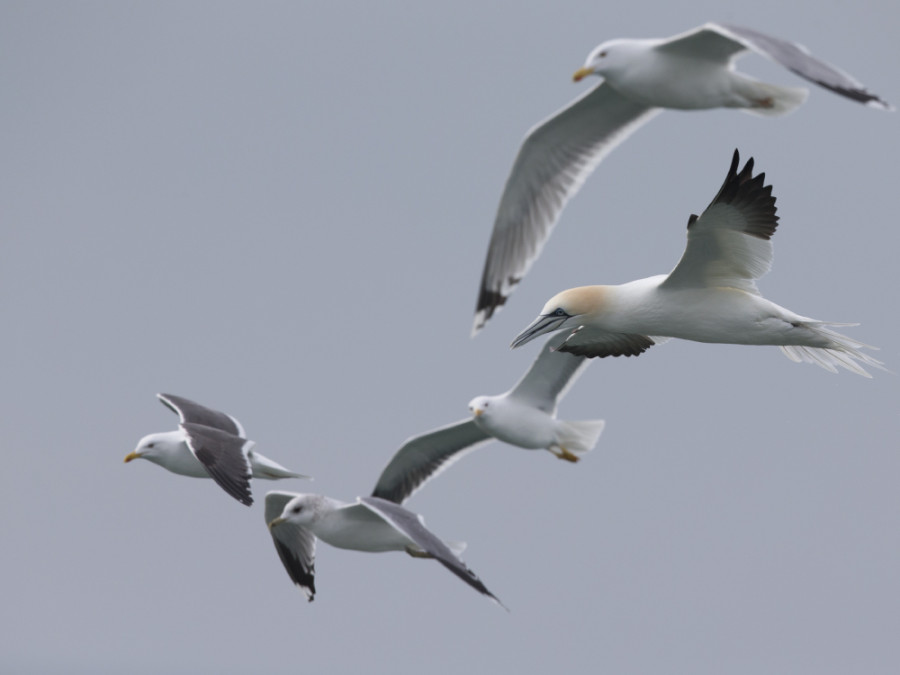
[405,546,434,559]
[550,445,580,463]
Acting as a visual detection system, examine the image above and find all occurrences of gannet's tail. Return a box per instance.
[780,322,886,377]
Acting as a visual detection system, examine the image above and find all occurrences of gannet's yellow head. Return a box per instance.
[511,286,607,348]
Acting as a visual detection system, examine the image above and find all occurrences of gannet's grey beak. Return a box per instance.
[511,314,567,348]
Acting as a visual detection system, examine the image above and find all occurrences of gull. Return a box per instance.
[263,335,606,605]
[473,22,891,335]
[265,492,504,607]
[125,393,309,506]
[511,150,884,377]
[372,331,605,508]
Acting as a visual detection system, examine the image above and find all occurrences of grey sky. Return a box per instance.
[2,2,898,673]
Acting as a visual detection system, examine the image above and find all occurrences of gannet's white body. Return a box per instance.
[473,22,891,334]
[512,151,883,377]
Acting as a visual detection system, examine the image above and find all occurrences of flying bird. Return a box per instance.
[473,22,892,334]
[372,331,604,507]
[511,150,884,377]
[125,393,309,506]
[263,335,606,605]
[265,491,504,607]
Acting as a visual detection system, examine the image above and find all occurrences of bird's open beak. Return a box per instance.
[268,517,286,530]
[511,314,568,348]
[123,451,141,463]
[572,66,594,82]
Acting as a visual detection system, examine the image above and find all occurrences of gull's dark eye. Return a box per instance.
[291,505,302,514]
[147,442,155,448]
[599,50,607,58]
[484,402,489,408]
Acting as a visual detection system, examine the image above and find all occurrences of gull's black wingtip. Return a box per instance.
[473,288,508,337]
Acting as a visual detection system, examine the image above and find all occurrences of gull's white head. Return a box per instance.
[269,493,322,529]
[511,286,607,348]
[573,38,648,82]
[468,395,496,419]
[123,430,185,466]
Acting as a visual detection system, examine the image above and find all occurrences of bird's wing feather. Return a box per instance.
[556,327,657,359]
[508,331,590,413]
[473,85,658,334]
[662,150,777,292]
[359,497,504,607]
[158,393,245,438]
[371,420,492,504]
[709,23,892,109]
[264,491,296,524]
[656,23,890,109]
[264,491,316,601]
[182,422,254,506]
[654,24,748,63]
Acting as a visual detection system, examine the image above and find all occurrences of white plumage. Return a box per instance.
[511,150,884,377]
[473,22,891,335]
[125,393,308,506]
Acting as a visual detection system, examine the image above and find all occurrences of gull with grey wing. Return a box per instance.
[474,22,891,334]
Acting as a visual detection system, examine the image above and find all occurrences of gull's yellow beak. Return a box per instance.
[123,451,141,463]
[268,517,286,530]
[572,66,594,82]
[472,408,484,418]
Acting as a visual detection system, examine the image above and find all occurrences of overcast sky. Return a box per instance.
[3,2,898,673]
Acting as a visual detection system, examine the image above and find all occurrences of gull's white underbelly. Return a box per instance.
[474,402,557,450]
[315,510,412,553]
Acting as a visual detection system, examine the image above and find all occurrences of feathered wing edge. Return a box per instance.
[371,421,493,504]
[158,393,246,438]
[710,22,893,110]
[264,492,317,601]
[473,87,659,335]
[182,422,254,506]
[359,497,506,610]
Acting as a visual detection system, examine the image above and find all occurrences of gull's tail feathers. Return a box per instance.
[445,540,468,557]
[249,452,312,480]
[739,80,809,116]
[557,419,606,454]
[780,322,886,378]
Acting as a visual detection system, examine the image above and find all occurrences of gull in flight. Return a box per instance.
[125,393,309,506]
[263,333,604,605]
[511,150,884,377]
[265,491,504,607]
[371,330,604,509]
[473,22,891,334]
